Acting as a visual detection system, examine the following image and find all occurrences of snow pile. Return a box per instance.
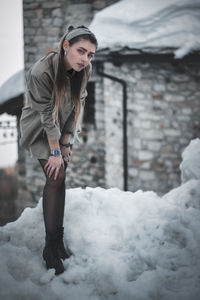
[0,139,200,300]
[180,138,200,183]
[90,0,200,58]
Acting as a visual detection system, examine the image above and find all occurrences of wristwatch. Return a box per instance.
[50,149,61,156]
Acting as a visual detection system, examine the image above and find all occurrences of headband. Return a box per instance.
[65,28,93,41]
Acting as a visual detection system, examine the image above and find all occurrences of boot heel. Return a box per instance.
[57,227,73,260]
[43,232,65,275]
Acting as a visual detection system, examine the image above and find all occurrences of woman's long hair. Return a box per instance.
[54,25,98,132]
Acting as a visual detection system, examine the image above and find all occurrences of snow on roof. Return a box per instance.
[90,0,200,58]
[0,70,24,105]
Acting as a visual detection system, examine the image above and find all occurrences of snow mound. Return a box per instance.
[0,139,200,299]
[90,0,200,58]
[1,181,200,299]
[180,138,200,183]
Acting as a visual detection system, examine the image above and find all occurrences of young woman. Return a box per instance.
[20,25,98,275]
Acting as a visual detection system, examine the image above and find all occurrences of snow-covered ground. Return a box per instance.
[90,0,200,58]
[0,139,200,300]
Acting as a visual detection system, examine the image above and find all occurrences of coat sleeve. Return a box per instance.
[27,72,61,140]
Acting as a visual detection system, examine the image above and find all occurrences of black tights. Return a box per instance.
[39,159,67,234]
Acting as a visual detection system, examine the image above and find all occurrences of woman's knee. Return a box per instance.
[46,167,66,187]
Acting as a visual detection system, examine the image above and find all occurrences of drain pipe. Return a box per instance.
[96,62,128,191]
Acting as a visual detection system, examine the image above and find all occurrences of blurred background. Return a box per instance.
[0,0,23,225]
[0,0,200,225]
[0,0,23,167]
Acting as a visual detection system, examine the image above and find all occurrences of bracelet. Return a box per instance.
[59,140,71,148]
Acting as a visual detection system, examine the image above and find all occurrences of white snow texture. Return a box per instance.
[0,139,200,300]
[180,138,200,183]
[89,0,200,58]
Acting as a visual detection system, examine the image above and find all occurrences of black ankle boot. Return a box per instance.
[57,227,73,260]
[43,231,65,275]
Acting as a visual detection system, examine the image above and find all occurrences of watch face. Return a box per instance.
[51,149,61,156]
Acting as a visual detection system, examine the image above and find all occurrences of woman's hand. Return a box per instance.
[44,155,64,180]
[60,145,72,164]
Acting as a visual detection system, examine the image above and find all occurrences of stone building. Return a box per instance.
[94,48,200,194]
[89,0,200,194]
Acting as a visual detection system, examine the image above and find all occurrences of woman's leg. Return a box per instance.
[38,159,67,274]
[39,159,66,233]
[57,173,73,259]
[57,175,66,229]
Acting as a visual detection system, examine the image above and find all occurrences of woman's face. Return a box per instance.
[63,39,96,72]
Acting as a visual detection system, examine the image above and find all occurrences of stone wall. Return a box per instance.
[23,0,119,72]
[102,59,200,195]
[66,68,105,189]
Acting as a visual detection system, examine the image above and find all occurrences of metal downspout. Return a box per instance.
[96,62,128,191]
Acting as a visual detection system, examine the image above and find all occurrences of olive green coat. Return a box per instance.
[20,53,91,159]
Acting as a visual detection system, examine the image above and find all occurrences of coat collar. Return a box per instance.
[51,52,75,79]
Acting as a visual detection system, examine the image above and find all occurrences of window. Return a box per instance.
[83,82,95,125]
